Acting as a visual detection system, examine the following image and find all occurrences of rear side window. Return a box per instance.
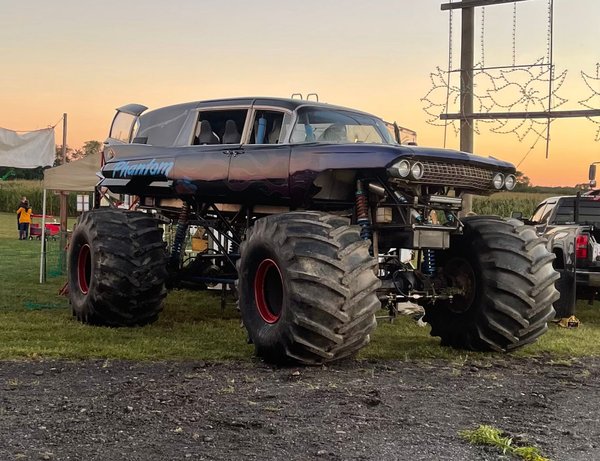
[193,109,248,145]
[554,198,600,224]
[109,112,137,143]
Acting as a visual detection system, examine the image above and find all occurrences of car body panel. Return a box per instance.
[99,97,517,206]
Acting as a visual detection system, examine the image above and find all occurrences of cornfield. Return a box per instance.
[0,180,78,215]
[473,192,553,218]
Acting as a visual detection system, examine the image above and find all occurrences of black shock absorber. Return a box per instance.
[169,203,190,270]
[355,180,372,241]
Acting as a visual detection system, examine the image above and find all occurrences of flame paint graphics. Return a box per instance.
[113,159,174,178]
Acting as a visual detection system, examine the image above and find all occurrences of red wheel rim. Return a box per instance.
[77,244,92,295]
[254,259,283,324]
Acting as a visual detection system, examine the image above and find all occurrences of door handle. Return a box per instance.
[222,149,244,156]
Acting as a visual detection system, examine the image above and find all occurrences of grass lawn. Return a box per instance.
[0,211,598,361]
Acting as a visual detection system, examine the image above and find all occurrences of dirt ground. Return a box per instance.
[0,356,598,461]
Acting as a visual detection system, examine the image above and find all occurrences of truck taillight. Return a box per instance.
[576,234,589,259]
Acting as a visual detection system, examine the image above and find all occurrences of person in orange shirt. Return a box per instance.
[16,200,32,240]
[16,196,27,236]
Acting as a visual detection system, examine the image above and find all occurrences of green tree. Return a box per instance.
[83,140,102,158]
[514,170,531,191]
[63,140,101,163]
[56,144,76,164]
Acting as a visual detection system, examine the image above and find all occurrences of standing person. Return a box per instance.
[16,200,32,240]
[16,196,27,237]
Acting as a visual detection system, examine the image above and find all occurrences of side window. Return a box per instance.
[530,203,548,223]
[539,202,556,224]
[193,109,248,145]
[577,200,600,223]
[109,112,137,143]
[554,199,576,224]
[131,118,144,143]
[248,110,286,144]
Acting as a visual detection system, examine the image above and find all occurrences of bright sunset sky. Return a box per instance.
[0,0,598,186]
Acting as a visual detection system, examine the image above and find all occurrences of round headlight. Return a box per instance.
[391,159,411,178]
[504,174,516,190]
[492,173,505,190]
[411,162,424,180]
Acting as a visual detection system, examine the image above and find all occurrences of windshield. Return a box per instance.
[553,198,600,225]
[290,107,395,145]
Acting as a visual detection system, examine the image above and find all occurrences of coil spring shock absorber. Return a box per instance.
[228,237,239,256]
[355,180,372,241]
[169,203,190,270]
[422,249,437,276]
[421,212,437,275]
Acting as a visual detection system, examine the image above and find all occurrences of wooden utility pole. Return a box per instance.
[460,6,475,215]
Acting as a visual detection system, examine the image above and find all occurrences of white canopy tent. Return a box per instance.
[40,153,101,282]
[43,152,101,192]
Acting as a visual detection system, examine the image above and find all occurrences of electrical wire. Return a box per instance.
[2,114,64,133]
[516,129,547,168]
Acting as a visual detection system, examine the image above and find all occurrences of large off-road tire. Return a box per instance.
[237,212,381,365]
[68,208,168,326]
[423,216,559,352]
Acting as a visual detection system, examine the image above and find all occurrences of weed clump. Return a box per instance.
[459,424,550,461]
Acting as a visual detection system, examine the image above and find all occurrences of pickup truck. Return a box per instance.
[521,194,600,318]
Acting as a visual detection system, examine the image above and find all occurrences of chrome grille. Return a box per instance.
[420,161,494,190]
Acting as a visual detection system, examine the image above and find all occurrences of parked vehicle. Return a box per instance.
[517,166,600,318]
[67,97,559,364]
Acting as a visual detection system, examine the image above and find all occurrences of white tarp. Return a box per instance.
[0,127,55,168]
[43,153,101,191]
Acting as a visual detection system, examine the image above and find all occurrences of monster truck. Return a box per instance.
[68,97,559,364]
